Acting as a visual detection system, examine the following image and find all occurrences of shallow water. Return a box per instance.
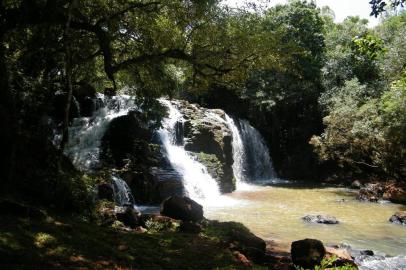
[205,183,406,256]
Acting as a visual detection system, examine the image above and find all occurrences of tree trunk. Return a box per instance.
[60,0,76,151]
[0,32,17,189]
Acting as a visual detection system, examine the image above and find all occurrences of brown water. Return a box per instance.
[205,183,406,256]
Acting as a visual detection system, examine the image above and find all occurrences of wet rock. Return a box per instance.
[302,214,339,224]
[357,183,382,202]
[351,180,362,189]
[291,238,326,269]
[97,182,114,202]
[115,206,141,228]
[161,196,204,222]
[173,100,235,193]
[120,167,184,204]
[389,211,406,226]
[360,250,374,256]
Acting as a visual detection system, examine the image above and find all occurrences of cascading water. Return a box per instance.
[224,114,247,185]
[55,94,136,171]
[111,175,136,207]
[225,115,277,185]
[356,255,406,270]
[158,99,222,204]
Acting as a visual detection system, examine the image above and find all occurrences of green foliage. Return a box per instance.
[352,34,386,61]
[294,255,357,270]
[311,76,406,178]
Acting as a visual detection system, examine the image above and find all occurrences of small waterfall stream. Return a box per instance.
[54,94,136,171]
[225,114,277,186]
[158,99,222,204]
[111,175,136,207]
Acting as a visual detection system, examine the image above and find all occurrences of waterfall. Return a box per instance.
[158,99,222,204]
[56,94,136,171]
[225,114,247,184]
[225,115,276,185]
[111,175,136,207]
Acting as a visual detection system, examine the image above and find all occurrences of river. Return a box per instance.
[206,182,406,256]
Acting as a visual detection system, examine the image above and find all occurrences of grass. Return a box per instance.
[0,214,268,270]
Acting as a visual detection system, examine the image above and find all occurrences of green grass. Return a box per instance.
[0,215,267,270]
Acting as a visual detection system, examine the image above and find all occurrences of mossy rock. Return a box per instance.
[191,152,236,193]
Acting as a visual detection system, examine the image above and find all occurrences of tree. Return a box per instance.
[370,0,406,17]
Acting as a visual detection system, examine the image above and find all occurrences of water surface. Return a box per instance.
[205,183,406,256]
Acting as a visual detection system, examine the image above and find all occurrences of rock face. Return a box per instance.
[101,109,186,205]
[172,100,235,193]
[302,214,339,224]
[160,196,204,222]
[101,111,153,168]
[389,211,406,226]
[120,167,184,204]
[291,239,326,269]
[357,181,406,204]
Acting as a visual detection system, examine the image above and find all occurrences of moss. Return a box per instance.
[0,214,267,270]
[192,152,224,181]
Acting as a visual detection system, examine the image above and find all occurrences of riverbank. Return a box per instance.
[0,212,270,270]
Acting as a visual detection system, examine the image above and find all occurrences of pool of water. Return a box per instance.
[205,183,406,256]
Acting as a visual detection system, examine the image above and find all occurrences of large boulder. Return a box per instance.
[101,110,152,168]
[389,211,406,226]
[291,239,326,269]
[172,100,235,193]
[160,196,204,222]
[302,214,339,224]
[120,167,184,204]
[115,206,141,228]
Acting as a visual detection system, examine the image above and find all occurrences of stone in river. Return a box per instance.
[302,214,339,224]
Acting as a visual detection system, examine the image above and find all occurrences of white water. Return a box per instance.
[237,119,276,181]
[59,94,136,171]
[356,255,406,270]
[225,114,246,186]
[111,175,136,207]
[157,100,224,205]
[224,114,277,190]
